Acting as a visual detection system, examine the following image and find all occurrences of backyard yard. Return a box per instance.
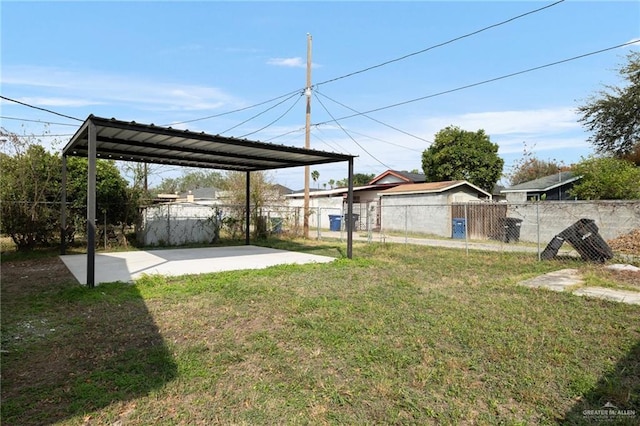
[1,239,639,425]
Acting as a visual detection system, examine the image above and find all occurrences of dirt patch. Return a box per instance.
[1,256,78,299]
[608,229,640,256]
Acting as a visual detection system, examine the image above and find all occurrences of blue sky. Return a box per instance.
[1,1,638,190]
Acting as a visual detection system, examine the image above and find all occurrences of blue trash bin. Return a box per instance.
[452,218,466,239]
[329,215,342,231]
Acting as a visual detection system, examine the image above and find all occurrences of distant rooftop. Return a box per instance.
[502,171,579,193]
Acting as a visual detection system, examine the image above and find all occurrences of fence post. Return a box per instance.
[317,207,321,240]
[536,201,541,261]
[404,205,408,244]
[103,209,107,251]
[367,203,373,243]
[464,202,469,255]
[167,203,171,246]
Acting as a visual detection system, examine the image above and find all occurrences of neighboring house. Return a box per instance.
[370,169,427,187]
[377,180,492,237]
[178,187,220,205]
[500,171,580,202]
[285,170,427,229]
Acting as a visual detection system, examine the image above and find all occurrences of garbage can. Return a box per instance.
[329,215,342,231]
[500,217,523,243]
[344,214,360,232]
[452,218,466,239]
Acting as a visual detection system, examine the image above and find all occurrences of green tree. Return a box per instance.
[578,51,640,163]
[223,171,285,239]
[311,170,320,188]
[0,134,61,250]
[154,169,225,194]
[569,156,640,200]
[422,126,504,192]
[334,173,375,188]
[65,157,133,226]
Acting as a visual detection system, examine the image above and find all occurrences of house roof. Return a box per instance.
[369,169,426,185]
[501,171,580,193]
[286,185,380,198]
[62,115,355,172]
[379,180,492,198]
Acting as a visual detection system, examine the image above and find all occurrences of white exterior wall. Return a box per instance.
[138,203,221,246]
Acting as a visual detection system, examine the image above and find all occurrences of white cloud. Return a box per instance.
[2,65,243,112]
[266,57,320,69]
[19,97,101,108]
[420,107,581,139]
[267,57,306,68]
[625,38,640,47]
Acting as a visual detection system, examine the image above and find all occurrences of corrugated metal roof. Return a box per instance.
[62,115,355,171]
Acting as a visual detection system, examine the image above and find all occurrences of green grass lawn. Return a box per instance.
[1,240,638,425]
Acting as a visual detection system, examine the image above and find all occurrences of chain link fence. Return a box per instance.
[312,200,640,262]
[3,200,638,263]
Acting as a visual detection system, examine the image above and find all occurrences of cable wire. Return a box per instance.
[238,92,303,138]
[315,0,566,88]
[163,89,302,127]
[219,91,302,135]
[314,40,638,125]
[315,89,432,144]
[0,116,81,127]
[0,96,83,122]
[313,91,391,169]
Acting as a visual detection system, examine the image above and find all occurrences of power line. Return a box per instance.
[344,128,424,153]
[162,89,303,127]
[312,127,354,154]
[315,0,566,88]
[313,91,391,169]
[238,93,303,138]
[161,2,566,130]
[0,96,83,122]
[315,89,432,144]
[219,91,302,135]
[315,40,637,125]
[0,116,80,127]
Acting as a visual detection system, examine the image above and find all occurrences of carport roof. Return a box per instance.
[62,115,355,171]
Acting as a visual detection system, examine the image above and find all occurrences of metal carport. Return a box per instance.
[61,115,356,287]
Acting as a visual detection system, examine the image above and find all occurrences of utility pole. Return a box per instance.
[303,33,312,239]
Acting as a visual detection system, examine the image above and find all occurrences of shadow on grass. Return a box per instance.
[1,258,177,426]
[252,236,348,258]
[562,340,640,424]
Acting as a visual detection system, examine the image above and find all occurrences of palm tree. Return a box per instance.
[311,170,320,188]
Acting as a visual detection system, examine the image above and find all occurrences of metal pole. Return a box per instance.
[245,171,251,245]
[347,158,354,259]
[60,155,67,255]
[104,209,107,251]
[405,205,408,244]
[303,33,313,239]
[86,121,97,288]
[537,201,541,261]
[464,202,469,256]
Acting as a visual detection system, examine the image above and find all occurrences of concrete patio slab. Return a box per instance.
[518,269,584,292]
[573,287,640,305]
[60,245,335,285]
